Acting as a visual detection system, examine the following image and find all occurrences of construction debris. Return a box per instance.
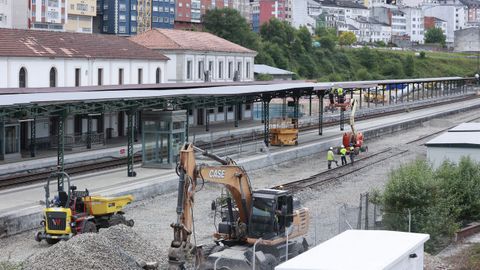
[24,225,162,270]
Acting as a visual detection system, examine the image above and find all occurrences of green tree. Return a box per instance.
[403,55,415,77]
[319,36,336,51]
[425,28,446,45]
[203,8,260,50]
[338,31,357,46]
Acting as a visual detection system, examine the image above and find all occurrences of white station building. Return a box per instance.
[275,230,430,270]
[426,122,480,169]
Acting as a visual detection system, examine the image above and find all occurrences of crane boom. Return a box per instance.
[349,98,358,142]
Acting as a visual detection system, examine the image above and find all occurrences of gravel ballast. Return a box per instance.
[24,225,162,270]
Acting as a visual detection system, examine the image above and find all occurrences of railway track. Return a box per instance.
[272,114,480,192]
[0,155,142,189]
[272,147,409,192]
[0,94,476,190]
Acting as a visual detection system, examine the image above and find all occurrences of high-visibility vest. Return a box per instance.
[340,148,347,156]
[327,150,335,161]
[337,88,344,96]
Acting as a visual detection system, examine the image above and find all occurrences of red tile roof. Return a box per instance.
[0,28,169,60]
[130,29,256,54]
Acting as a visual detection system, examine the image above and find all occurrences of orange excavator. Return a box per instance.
[342,98,367,154]
[168,143,310,270]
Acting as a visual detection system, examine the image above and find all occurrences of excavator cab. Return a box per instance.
[248,189,293,239]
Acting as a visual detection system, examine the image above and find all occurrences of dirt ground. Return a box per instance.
[1,108,480,269]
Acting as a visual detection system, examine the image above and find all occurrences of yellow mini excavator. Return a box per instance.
[35,170,134,244]
[168,143,310,270]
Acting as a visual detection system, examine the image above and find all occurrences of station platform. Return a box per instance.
[1,95,480,236]
[0,92,473,175]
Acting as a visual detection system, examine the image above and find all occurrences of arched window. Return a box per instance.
[19,67,27,88]
[49,67,57,87]
[155,67,161,84]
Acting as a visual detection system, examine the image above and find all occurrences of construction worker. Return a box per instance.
[327,147,339,169]
[349,144,355,165]
[340,145,347,165]
[329,90,335,112]
[337,87,345,104]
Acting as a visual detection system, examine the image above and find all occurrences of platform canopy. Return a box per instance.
[0,76,468,118]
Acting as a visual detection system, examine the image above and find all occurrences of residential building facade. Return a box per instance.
[402,7,425,43]
[291,0,321,33]
[151,0,175,29]
[97,0,138,35]
[424,16,448,35]
[30,0,66,31]
[423,3,467,43]
[250,0,289,32]
[0,0,29,29]
[65,0,96,33]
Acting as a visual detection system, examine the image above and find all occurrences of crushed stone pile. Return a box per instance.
[24,225,163,270]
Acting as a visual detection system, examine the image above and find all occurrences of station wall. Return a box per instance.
[162,51,254,83]
[0,57,167,88]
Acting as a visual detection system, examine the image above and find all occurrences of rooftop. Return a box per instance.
[321,0,368,9]
[276,230,429,270]
[130,29,256,54]
[449,123,480,132]
[426,124,480,147]
[0,28,169,61]
[254,64,295,75]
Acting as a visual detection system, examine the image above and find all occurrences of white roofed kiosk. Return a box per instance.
[0,77,474,181]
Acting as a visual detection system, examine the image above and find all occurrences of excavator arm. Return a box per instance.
[168,143,253,270]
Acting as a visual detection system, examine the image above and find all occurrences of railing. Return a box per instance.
[50,133,105,149]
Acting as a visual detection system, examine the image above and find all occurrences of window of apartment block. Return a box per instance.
[218,106,224,113]
[246,62,250,78]
[118,68,124,85]
[187,60,192,80]
[119,14,126,21]
[49,67,57,87]
[19,67,27,88]
[218,61,223,79]
[228,61,233,79]
[138,68,143,84]
[198,60,204,79]
[208,61,213,72]
[119,4,126,11]
[119,26,126,33]
[227,106,233,112]
[245,104,251,110]
[97,68,103,86]
[131,4,136,10]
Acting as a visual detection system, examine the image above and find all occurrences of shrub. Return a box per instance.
[379,158,480,252]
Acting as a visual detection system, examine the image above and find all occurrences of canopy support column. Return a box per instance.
[127,110,136,177]
[30,118,36,158]
[262,96,271,147]
[57,111,66,189]
[317,93,324,135]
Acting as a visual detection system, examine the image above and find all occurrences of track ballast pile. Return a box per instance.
[24,225,162,270]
